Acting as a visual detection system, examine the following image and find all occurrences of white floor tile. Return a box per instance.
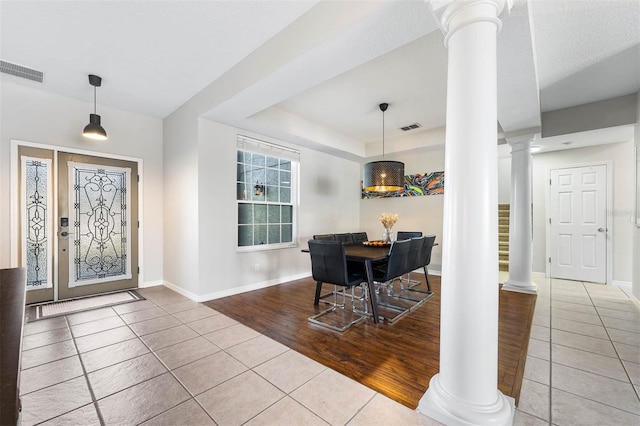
[517,379,549,421]
[552,364,640,415]
[291,368,376,426]
[552,388,640,425]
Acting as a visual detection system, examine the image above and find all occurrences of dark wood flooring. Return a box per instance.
[204,274,536,409]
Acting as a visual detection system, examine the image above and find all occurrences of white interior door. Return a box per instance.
[549,165,607,283]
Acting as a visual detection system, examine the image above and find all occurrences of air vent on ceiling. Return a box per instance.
[400,123,422,131]
[0,60,44,83]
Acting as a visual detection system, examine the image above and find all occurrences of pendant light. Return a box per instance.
[82,74,107,140]
[363,103,404,192]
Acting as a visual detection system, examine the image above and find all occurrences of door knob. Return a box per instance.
[597,228,605,232]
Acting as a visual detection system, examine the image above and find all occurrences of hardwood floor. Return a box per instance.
[204,274,536,409]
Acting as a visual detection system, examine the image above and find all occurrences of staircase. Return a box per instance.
[499,204,510,272]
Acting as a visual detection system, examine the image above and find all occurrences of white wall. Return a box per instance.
[633,92,640,300]
[359,147,445,273]
[532,141,636,283]
[164,118,362,299]
[0,82,164,284]
[498,156,511,204]
[163,104,200,294]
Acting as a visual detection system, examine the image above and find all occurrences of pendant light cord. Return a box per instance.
[93,85,97,114]
[382,108,385,159]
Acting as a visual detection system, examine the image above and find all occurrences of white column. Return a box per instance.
[503,136,538,294]
[418,1,514,425]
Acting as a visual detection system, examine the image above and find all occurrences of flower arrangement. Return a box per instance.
[379,212,399,229]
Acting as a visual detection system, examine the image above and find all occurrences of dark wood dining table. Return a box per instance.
[303,244,390,324]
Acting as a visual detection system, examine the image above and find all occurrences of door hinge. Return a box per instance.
[137,174,140,182]
[137,266,140,274]
[138,220,140,228]
[549,218,551,224]
[549,257,551,263]
[549,179,552,185]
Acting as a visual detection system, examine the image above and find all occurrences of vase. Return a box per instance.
[382,227,395,243]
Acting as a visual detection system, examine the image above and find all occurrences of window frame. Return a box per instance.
[236,135,299,252]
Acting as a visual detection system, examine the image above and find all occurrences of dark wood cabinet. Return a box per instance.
[1,267,27,426]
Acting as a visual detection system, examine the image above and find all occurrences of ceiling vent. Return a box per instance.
[0,60,44,83]
[400,123,421,132]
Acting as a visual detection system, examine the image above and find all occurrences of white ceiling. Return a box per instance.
[1,0,639,159]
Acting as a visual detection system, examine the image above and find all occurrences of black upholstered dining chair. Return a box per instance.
[396,231,422,241]
[395,236,434,303]
[351,232,368,244]
[313,234,335,241]
[419,235,437,293]
[307,240,367,331]
[335,233,354,245]
[371,238,413,322]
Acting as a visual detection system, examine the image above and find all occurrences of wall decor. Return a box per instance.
[362,171,444,199]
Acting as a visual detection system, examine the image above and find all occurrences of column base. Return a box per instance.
[417,374,515,426]
[502,278,538,294]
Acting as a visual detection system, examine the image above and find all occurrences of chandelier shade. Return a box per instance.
[83,113,107,140]
[82,74,107,141]
[363,161,405,192]
[363,102,405,192]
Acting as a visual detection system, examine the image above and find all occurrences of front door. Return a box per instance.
[19,148,139,304]
[549,164,607,283]
[57,152,138,300]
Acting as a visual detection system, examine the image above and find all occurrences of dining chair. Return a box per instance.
[396,231,424,285]
[335,233,354,245]
[394,236,435,304]
[419,235,437,293]
[399,233,424,286]
[396,231,422,241]
[351,232,368,244]
[307,240,367,331]
[313,234,336,241]
[371,238,413,322]
[400,235,436,293]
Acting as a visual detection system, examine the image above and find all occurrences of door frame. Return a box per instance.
[10,139,145,301]
[545,161,613,284]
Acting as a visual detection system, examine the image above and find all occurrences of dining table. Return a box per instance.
[303,243,390,324]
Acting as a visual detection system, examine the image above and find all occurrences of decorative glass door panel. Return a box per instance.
[23,157,53,288]
[58,152,138,300]
[69,162,131,287]
[17,146,55,303]
[19,147,55,304]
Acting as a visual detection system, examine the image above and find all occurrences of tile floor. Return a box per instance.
[19,286,439,426]
[19,276,640,425]
[513,273,640,425]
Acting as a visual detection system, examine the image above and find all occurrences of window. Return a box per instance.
[237,135,299,249]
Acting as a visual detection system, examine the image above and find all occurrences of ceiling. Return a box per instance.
[1,0,638,160]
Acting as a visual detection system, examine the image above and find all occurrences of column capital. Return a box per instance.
[428,0,511,47]
[506,130,539,154]
[507,135,534,153]
[504,127,539,147]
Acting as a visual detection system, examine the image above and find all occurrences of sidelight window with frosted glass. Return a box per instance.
[21,157,53,289]
[237,135,299,249]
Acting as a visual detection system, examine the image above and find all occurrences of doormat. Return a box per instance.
[27,290,144,322]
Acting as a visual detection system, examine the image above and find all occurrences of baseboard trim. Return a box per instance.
[611,280,632,296]
[139,280,165,289]
[151,269,446,303]
[197,272,313,302]
[161,280,200,301]
[160,272,314,303]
